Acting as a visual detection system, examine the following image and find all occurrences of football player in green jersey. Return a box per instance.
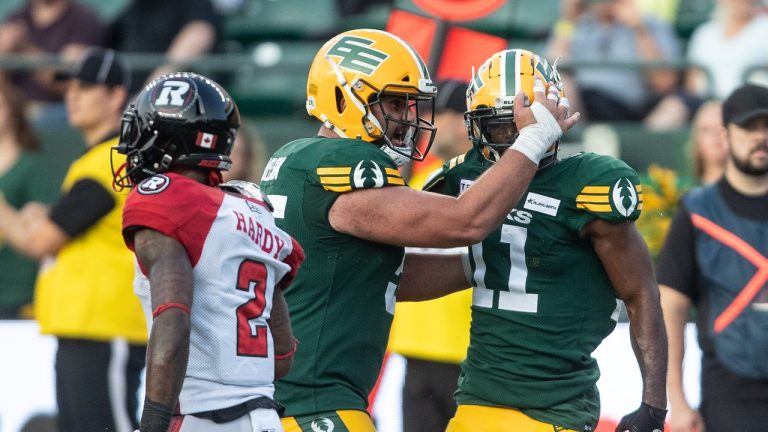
[259,29,580,432]
[398,49,668,432]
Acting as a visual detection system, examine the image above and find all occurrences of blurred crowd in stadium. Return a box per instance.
[0,0,767,431]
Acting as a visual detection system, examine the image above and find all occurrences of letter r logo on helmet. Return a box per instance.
[155,80,191,106]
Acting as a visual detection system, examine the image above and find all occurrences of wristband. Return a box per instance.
[275,338,298,360]
[511,102,563,164]
[152,302,191,318]
[140,398,172,432]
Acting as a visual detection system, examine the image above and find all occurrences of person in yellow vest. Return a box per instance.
[0,47,147,432]
[389,79,473,432]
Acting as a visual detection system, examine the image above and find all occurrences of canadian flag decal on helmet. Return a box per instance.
[195,131,217,149]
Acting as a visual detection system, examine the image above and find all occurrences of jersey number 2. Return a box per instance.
[235,260,269,357]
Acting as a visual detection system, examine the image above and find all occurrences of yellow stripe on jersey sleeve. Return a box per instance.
[317,167,352,192]
[317,167,352,175]
[385,167,400,176]
[580,186,610,194]
[577,203,613,212]
[324,185,353,193]
[575,194,610,203]
[387,176,406,185]
[319,176,350,185]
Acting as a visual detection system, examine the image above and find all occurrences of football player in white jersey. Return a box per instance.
[113,72,304,432]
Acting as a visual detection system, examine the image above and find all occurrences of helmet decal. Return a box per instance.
[149,77,198,116]
[326,36,390,75]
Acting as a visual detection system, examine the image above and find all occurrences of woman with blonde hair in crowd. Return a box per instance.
[0,78,55,318]
[689,100,728,184]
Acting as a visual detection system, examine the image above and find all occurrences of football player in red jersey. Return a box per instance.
[114,72,304,432]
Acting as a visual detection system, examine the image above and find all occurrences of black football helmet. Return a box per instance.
[113,72,240,187]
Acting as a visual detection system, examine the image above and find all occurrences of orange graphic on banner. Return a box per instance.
[412,0,506,21]
[690,213,768,333]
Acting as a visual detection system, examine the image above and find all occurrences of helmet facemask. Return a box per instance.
[466,106,559,168]
[362,83,436,167]
[112,107,177,189]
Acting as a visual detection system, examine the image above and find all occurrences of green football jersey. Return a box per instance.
[436,149,643,431]
[260,136,406,416]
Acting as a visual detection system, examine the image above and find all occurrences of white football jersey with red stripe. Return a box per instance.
[123,172,303,415]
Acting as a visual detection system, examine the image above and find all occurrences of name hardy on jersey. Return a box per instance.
[232,210,286,259]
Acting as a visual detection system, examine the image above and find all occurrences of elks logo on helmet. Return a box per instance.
[149,77,199,116]
[326,36,389,75]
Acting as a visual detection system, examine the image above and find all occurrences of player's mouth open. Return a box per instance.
[390,127,407,148]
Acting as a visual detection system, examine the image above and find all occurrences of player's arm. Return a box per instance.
[268,287,295,380]
[397,249,471,302]
[656,207,704,432]
[583,219,668,429]
[330,88,581,248]
[0,179,114,259]
[132,228,194,432]
[660,285,703,432]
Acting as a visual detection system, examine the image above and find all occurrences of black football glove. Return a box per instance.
[615,402,667,432]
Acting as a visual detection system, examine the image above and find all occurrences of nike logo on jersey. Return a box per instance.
[233,210,286,258]
[523,192,560,216]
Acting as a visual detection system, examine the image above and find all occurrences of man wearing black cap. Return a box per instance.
[0,47,147,432]
[658,83,768,432]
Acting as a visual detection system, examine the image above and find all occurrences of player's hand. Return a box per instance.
[669,403,705,432]
[616,402,667,432]
[513,78,580,136]
[510,78,580,164]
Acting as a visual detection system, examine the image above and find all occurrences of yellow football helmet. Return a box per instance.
[306,28,437,167]
[466,48,564,168]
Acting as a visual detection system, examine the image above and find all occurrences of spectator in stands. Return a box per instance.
[0,78,55,319]
[658,83,768,432]
[107,0,220,94]
[0,47,147,432]
[689,100,728,184]
[222,121,267,183]
[547,0,682,123]
[388,79,473,432]
[0,0,105,119]
[686,0,768,100]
